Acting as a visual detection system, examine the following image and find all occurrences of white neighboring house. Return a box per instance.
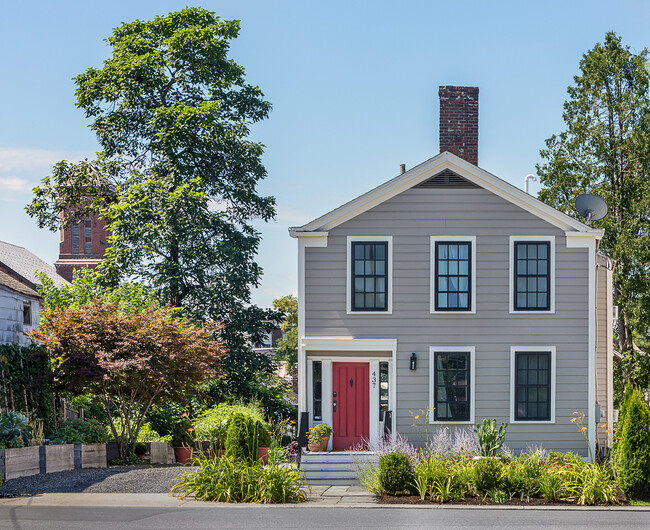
[0,266,41,346]
[0,241,70,345]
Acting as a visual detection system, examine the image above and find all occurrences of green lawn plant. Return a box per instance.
[378,452,415,495]
[473,419,508,457]
[171,454,307,503]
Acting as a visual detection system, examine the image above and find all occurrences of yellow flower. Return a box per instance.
[604,429,611,433]
[181,412,188,418]
[187,427,194,432]
[414,415,420,420]
[579,427,586,432]
[570,418,577,423]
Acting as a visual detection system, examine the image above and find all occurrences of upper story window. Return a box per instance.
[510,236,555,313]
[84,219,93,254]
[430,236,476,313]
[347,236,392,314]
[510,346,556,423]
[71,222,80,254]
[429,346,475,424]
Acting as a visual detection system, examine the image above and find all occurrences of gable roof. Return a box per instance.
[289,152,603,238]
[0,264,41,299]
[0,241,69,289]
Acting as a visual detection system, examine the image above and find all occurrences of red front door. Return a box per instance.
[332,362,369,450]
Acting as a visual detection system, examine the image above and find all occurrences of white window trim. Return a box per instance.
[430,236,476,314]
[346,236,393,315]
[429,346,476,425]
[509,235,556,314]
[510,345,556,424]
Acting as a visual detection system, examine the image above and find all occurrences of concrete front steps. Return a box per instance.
[300,451,377,486]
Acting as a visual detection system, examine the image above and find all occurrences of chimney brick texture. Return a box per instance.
[439,86,479,165]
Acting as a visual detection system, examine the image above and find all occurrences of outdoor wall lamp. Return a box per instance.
[410,353,417,371]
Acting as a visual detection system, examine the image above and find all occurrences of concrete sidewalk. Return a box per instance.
[1,491,649,510]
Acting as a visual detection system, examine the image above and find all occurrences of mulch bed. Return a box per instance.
[379,493,629,506]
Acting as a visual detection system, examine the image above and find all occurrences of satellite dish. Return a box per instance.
[575,193,608,224]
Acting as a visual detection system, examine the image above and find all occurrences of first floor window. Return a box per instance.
[313,361,322,421]
[515,351,551,421]
[434,351,470,421]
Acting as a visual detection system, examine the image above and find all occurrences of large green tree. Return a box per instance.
[536,32,650,390]
[272,295,298,366]
[27,8,277,393]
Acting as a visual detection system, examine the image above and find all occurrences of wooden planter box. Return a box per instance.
[146,442,169,464]
[75,443,107,469]
[0,446,40,481]
[40,444,74,474]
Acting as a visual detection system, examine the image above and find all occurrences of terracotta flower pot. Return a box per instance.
[258,446,269,463]
[319,436,330,451]
[307,443,321,452]
[173,446,192,464]
[136,453,145,460]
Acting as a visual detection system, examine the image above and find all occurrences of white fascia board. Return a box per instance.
[565,231,604,247]
[288,230,329,245]
[291,151,597,235]
[302,337,397,352]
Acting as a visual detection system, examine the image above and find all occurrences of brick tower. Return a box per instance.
[54,211,108,282]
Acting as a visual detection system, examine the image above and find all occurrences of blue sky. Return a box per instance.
[1,1,649,308]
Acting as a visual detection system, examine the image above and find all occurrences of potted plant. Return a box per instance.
[314,423,332,451]
[307,426,322,452]
[171,415,195,464]
[134,442,147,460]
[257,422,272,463]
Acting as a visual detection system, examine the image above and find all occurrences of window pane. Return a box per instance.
[517,260,527,274]
[449,261,458,275]
[376,277,386,293]
[375,244,385,259]
[517,293,527,308]
[449,245,458,259]
[538,261,547,275]
[438,277,448,291]
[376,261,385,275]
[528,245,537,259]
[459,244,469,259]
[355,294,365,308]
[355,278,364,292]
[517,277,527,292]
[438,245,448,259]
[438,293,447,308]
[518,369,527,384]
[528,260,537,274]
[434,352,470,421]
[365,278,374,292]
[354,245,364,259]
[365,294,374,307]
[448,293,458,308]
[528,293,537,307]
[459,261,468,275]
[459,277,468,291]
[449,277,458,292]
[355,261,364,275]
[538,245,547,259]
[438,261,448,275]
[538,277,547,292]
[528,278,537,292]
[538,293,548,308]
[517,244,527,259]
[365,261,375,275]
[459,293,468,307]
[376,293,385,308]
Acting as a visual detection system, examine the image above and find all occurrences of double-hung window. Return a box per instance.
[429,346,475,423]
[347,237,392,313]
[431,236,476,313]
[510,236,555,313]
[510,346,556,423]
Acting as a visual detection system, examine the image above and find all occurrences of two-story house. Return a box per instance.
[290,86,614,458]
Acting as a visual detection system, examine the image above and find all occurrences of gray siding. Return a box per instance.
[304,187,591,454]
[595,253,613,449]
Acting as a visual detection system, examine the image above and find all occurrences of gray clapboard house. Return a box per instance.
[290,86,614,458]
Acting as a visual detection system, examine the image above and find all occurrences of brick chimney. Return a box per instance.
[439,86,479,165]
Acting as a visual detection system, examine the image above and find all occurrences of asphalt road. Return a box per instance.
[0,505,648,529]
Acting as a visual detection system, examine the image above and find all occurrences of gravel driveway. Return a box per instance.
[0,465,194,495]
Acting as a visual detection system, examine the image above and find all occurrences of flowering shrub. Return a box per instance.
[52,418,109,444]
